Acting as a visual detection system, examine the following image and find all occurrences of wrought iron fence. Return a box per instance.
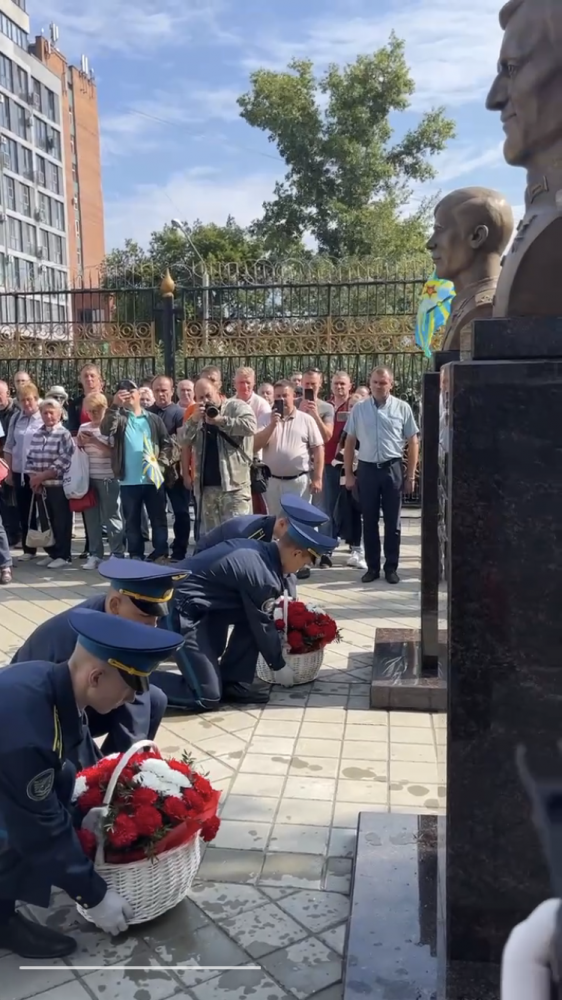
[0,265,433,504]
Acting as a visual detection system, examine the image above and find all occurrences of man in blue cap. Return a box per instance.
[0,608,184,959]
[191,493,329,554]
[11,558,186,767]
[152,519,337,712]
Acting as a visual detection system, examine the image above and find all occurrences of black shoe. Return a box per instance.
[222,681,271,705]
[361,570,380,583]
[385,570,400,585]
[1,912,77,959]
[79,550,89,560]
[296,567,311,580]
[319,555,332,568]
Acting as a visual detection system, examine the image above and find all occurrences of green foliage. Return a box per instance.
[238,34,456,258]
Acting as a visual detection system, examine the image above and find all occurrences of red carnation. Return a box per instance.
[191,773,213,800]
[167,760,193,779]
[77,785,104,812]
[76,828,97,859]
[201,815,220,842]
[161,796,189,821]
[130,787,158,807]
[287,630,305,651]
[274,619,284,630]
[182,788,204,810]
[133,805,163,838]
[106,813,138,848]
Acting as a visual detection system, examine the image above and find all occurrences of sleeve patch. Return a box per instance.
[26,769,55,802]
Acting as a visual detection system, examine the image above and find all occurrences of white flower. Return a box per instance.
[72,775,88,801]
[104,753,120,761]
[273,609,284,622]
[141,759,187,788]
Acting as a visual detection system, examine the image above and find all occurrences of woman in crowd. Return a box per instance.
[25,398,74,569]
[0,510,12,584]
[3,382,43,560]
[77,391,124,569]
[46,385,70,428]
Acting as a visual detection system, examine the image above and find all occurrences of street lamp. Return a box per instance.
[170,219,210,341]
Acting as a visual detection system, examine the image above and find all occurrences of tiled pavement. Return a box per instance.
[0,516,446,1000]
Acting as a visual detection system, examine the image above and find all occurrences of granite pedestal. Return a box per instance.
[371,354,456,712]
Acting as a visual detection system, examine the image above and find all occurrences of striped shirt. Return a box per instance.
[25,422,74,484]
[79,423,113,480]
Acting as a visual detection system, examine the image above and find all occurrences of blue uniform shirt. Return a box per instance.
[11,594,105,665]
[175,538,287,671]
[0,660,107,908]
[193,514,276,555]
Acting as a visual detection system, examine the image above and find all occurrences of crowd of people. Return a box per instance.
[0,361,419,587]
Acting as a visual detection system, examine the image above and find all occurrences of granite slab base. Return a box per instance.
[371,628,447,712]
[343,812,500,1000]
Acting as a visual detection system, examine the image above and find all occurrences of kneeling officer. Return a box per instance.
[0,608,184,959]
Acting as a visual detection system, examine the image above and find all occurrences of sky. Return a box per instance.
[26,0,525,257]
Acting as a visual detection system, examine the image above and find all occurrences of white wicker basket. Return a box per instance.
[256,595,325,686]
[77,740,202,925]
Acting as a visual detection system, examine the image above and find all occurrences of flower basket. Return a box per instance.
[256,595,340,687]
[74,740,220,925]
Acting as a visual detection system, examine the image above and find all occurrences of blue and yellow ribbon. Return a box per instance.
[415,271,455,358]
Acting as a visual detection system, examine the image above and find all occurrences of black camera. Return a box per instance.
[205,403,220,419]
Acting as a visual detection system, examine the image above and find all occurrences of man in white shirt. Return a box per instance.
[234,366,271,514]
[254,380,324,517]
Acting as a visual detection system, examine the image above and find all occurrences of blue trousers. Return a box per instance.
[74,687,168,768]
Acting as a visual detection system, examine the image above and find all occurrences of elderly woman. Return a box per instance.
[77,391,124,569]
[4,382,43,560]
[25,398,74,569]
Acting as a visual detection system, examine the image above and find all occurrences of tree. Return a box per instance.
[238,34,456,259]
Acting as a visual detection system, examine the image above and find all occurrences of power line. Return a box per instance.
[124,107,285,163]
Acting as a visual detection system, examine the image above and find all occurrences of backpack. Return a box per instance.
[63,442,90,499]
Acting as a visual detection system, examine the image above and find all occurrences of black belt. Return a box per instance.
[361,458,402,470]
[270,472,307,481]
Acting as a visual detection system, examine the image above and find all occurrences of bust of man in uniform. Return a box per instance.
[426,187,514,351]
[487,0,562,316]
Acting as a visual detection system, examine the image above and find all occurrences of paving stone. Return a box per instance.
[328,827,357,858]
[339,760,387,781]
[389,782,446,809]
[269,823,330,854]
[0,952,76,1000]
[212,818,272,850]
[197,848,264,884]
[277,890,350,933]
[319,923,347,957]
[390,743,438,763]
[151,921,251,986]
[29,984,90,1000]
[191,733,249,758]
[254,719,301,737]
[260,886,300,900]
[276,798,334,827]
[217,900,308,958]
[260,935,342,999]
[260,852,325,889]
[306,983,344,1000]
[389,725,434,745]
[289,755,339,778]
[212,711,259,733]
[299,722,344,740]
[283,776,336,800]
[324,857,353,894]
[390,760,440,783]
[294,738,341,759]
[238,754,292,775]
[229,772,286,797]
[190,969,291,1000]
[188,881,267,918]
[336,779,388,804]
[249,736,297,755]
[219,794,278,823]
[80,961,179,1000]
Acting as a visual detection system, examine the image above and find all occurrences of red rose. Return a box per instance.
[133,805,163,838]
[130,787,158,807]
[201,815,220,842]
[182,788,204,810]
[76,828,97,859]
[77,785,104,812]
[106,813,138,848]
[161,796,189,822]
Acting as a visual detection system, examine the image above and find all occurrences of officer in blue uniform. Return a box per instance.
[152,519,337,712]
[191,493,329,555]
[11,559,186,768]
[0,608,184,960]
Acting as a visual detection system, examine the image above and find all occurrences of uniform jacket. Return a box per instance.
[100,405,173,482]
[175,538,287,670]
[0,660,107,908]
[180,398,257,494]
[190,515,298,597]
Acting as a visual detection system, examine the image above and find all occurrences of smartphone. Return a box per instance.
[304,388,314,401]
[273,400,284,416]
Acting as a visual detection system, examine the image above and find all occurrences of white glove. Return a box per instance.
[81,807,105,839]
[501,899,560,1000]
[87,889,134,936]
[274,662,295,687]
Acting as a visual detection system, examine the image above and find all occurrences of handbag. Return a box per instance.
[69,488,97,513]
[26,492,54,549]
[215,427,271,495]
[0,459,9,485]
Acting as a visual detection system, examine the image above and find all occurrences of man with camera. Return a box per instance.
[180,377,257,536]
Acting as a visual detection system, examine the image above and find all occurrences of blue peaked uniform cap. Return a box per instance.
[280,494,329,526]
[98,556,187,616]
[68,607,184,694]
[286,519,338,559]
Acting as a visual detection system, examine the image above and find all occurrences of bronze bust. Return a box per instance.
[487,0,562,316]
[426,188,514,351]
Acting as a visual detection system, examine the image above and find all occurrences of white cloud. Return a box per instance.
[27,0,229,58]
[104,168,278,249]
[242,0,503,111]
[431,142,504,185]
